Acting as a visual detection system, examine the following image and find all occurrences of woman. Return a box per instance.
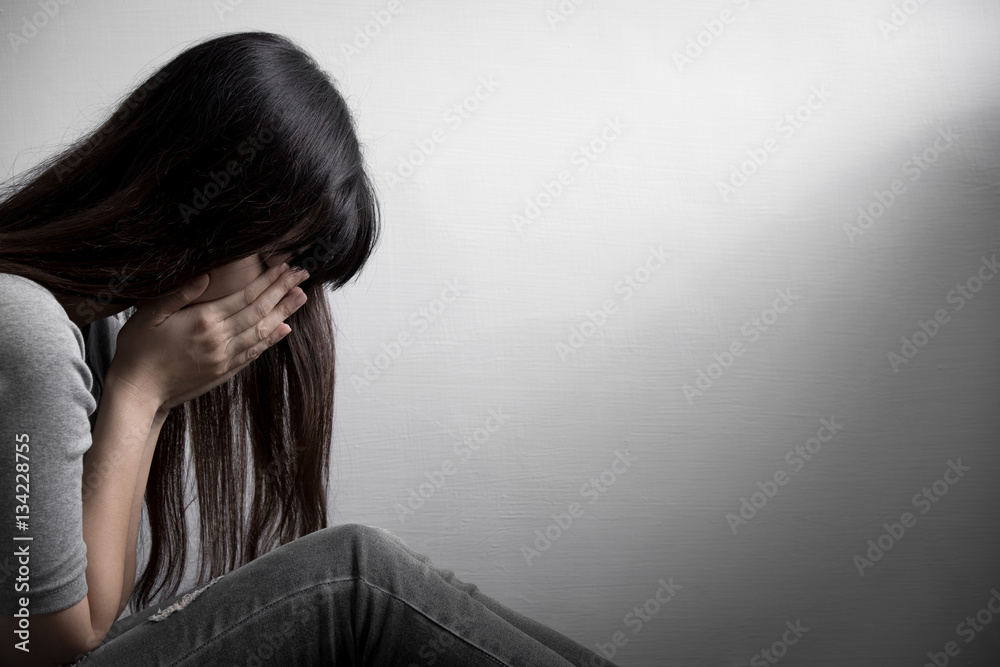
[0,32,616,667]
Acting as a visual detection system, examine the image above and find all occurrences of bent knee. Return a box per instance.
[328,522,401,542]
[311,523,407,564]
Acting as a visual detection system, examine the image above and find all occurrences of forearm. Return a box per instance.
[81,371,162,640]
[118,406,168,616]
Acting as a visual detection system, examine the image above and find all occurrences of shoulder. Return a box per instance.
[0,272,71,319]
[0,273,84,370]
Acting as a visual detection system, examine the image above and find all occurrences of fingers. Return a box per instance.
[208,261,292,324]
[214,262,306,330]
[148,273,211,326]
[226,287,306,369]
[221,263,309,359]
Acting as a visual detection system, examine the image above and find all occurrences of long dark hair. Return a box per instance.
[0,32,380,611]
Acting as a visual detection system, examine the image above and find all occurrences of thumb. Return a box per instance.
[146,273,210,325]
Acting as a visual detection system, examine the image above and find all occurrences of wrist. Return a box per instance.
[104,365,166,418]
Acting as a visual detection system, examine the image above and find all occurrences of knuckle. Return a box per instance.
[245,344,262,363]
[194,311,215,333]
[255,320,270,342]
[207,331,228,351]
[205,336,229,364]
[210,347,229,368]
[242,284,260,309]
[253,299,270,321]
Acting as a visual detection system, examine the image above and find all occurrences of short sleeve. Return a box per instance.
[0,276,96,615]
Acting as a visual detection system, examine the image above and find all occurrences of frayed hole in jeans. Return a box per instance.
[149,575,224,622]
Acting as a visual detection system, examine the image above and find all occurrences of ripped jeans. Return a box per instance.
[71,523,619,666]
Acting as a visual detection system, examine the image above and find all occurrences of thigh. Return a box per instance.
[72,524,409,665]
[69,524,432,666]
[70,524,608,667]
[70,543,322,667]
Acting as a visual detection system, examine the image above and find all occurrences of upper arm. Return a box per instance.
[0,596,101,667]
[0,283,102,665]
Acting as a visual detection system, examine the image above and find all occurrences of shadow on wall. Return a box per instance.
[634,103,1000,667]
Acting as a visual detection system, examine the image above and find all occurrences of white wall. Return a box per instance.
[3,1,1000,665]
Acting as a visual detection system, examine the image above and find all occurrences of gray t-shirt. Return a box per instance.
[0,272,121,615]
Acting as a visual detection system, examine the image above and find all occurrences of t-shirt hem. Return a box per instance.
[0,575,88,617]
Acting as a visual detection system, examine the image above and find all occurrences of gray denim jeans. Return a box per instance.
[70,523,618,666]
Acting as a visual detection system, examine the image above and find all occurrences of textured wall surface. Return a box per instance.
[2,1,999,665]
